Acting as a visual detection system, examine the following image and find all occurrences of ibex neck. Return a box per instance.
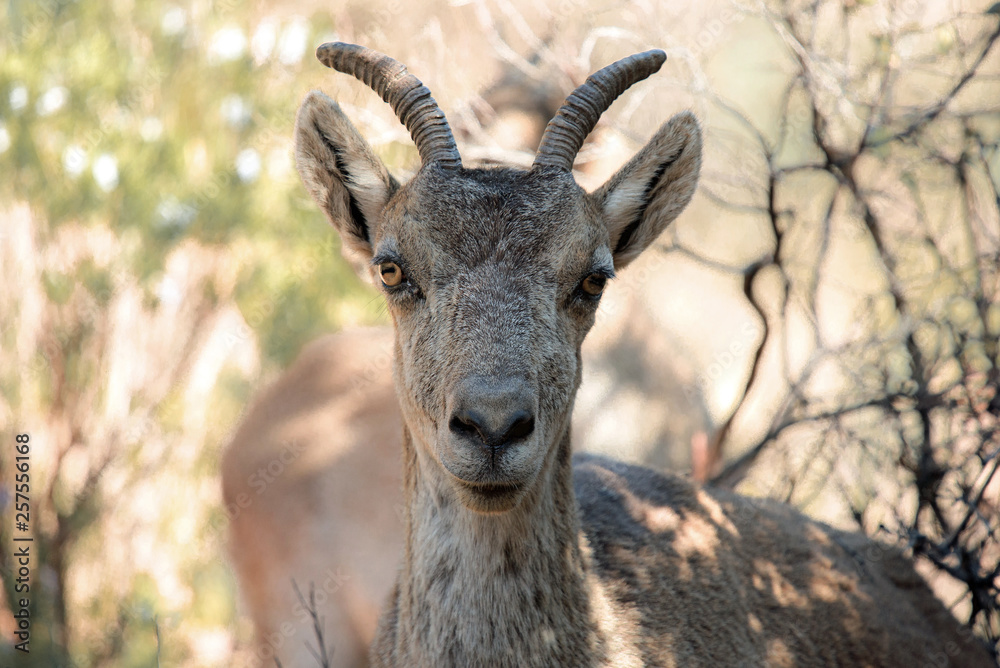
[388,427,601,667]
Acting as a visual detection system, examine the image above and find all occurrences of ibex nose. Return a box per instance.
[449,376,536,452]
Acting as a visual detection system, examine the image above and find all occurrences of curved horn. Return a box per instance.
[316,42,462,170]
[533,50,667,172]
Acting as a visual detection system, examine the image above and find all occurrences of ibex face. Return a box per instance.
[371,167,606,513]
[295,44,701,514]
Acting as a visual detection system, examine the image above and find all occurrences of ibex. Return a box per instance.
[223,328,403,667]
[285,43,992,666]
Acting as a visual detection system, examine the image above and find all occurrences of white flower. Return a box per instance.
[156,275,182,306]
[278,17,309,65]
[209,26,247,63]
[161,6,187,36]
[252,19,277,63]
[156,197,197,228]
[9,84,28,112]
[266,147,291,179]
[140,117,164,142]
[221,95,251,129]
[36,86,68,116]
[63,144,87,177]
[92,153,119,192]
[235,148,261,182]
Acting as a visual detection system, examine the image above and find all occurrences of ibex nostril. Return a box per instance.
[502,411,534,443]
[450,410,489,443]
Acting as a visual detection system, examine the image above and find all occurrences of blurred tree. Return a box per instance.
[694,0,1000,658]
[0,1,389,665]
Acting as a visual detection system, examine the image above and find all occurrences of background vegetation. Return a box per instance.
[0,1,385,664]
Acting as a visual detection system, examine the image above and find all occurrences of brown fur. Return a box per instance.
[284,69,993,667]
[222,329,403,666]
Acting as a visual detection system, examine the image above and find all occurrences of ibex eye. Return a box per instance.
[380,261,404,287]
[581,273,607,297]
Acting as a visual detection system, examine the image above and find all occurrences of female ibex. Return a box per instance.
[289,43,991,667]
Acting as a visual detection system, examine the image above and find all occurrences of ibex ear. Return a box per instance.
[592,112,702,269]
[294,91,399,265]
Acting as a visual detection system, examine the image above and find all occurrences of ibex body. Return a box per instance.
[282,43,993,667]
[223,328,403,666]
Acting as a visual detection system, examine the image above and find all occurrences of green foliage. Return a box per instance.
[0,0,384,367]
[189,562,237,626]
[0,2,389,666]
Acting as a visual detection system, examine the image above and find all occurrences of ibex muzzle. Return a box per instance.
[448,375,537,451]
[447,373,538,510]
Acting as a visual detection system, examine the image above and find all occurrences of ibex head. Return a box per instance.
[295,43,701,514]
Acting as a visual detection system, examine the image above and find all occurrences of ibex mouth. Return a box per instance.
[462,481,522,498]
[454,480,526,513]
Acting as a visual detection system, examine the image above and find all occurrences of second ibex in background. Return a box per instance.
[264,42,991,667]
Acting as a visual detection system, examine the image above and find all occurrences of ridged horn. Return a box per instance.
[316,42,462,170]
[533,50,667,172]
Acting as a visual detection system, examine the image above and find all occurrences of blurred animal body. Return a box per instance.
[226,42,993,667]
[223,328,403,667]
